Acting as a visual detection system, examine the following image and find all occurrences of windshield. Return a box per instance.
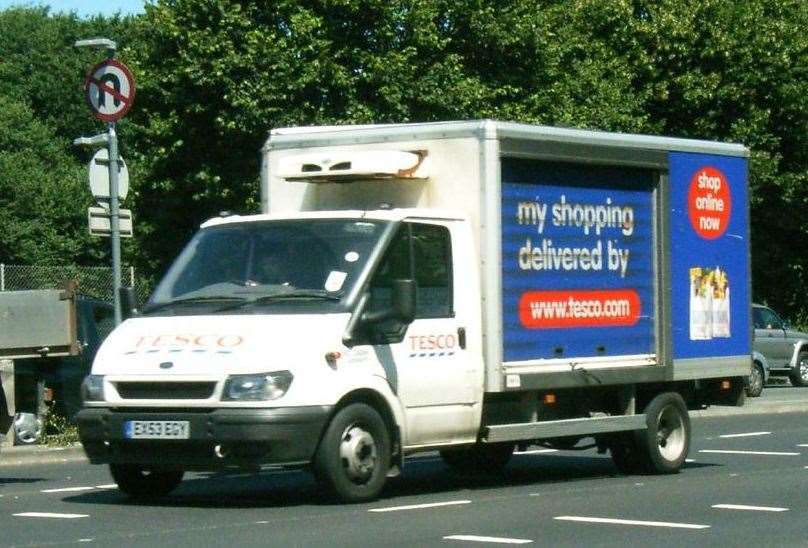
[146,218,388,314]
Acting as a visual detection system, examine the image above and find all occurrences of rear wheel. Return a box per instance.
[746,362,765,397]
[608,433,645,474]
[790,352,808,387]
[636,392,690,474]
[314,403,391,503]
[440,443,514,474]
[109,464,184,498]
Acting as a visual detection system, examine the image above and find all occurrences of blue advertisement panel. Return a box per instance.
[501,159,656,362]
[669,152,750,359]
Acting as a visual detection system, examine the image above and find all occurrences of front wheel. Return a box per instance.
[109,464,184,498]
[746,362,765,397]
[636,392,691,474]
[313,403,391,503]
[790,352,808,387]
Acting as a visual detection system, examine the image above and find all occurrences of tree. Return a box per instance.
[0,95,105,264]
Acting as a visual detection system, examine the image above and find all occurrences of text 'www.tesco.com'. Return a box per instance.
[518,290,641,329]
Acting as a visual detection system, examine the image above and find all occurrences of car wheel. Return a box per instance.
[314,403,391,503]
[633,392,691,474]
[790,352,808,387]
[746,362,765,397]
[13,413,43,445]
[109,464,184,498]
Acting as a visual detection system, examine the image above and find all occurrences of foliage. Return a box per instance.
[0,0,806,318]
[0,7,135,267]
[0,95,106,264]
[43,408,79,447]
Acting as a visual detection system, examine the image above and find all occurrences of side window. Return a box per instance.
[411,223,452,318]
[368,222,453,319]
[369,226,411,313]
[759,307,782,330]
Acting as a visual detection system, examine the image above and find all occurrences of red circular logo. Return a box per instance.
[688,166,731,239]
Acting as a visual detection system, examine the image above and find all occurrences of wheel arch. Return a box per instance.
[790,342,808,368]
[319,385,404,463]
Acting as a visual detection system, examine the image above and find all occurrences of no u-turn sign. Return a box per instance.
[84,59,136,122]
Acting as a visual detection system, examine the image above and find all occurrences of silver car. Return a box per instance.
[752,303,808,386]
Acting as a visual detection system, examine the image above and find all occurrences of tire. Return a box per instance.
[635,392,691,474]
[790,352,808,387]
[608,433,645,474]
[109,464,184,498]
[13,412,43,445]
[746,362,765,397]
[313,403,391,503]
[440,443,515,474]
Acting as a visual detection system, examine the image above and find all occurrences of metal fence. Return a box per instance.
[0,264,151,305]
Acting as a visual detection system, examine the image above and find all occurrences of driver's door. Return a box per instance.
[363,221,478,447]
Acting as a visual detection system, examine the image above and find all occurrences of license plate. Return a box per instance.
[124,420,190,440]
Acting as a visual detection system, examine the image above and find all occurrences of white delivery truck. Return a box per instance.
[78,121,752,502]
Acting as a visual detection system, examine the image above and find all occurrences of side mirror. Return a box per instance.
[119,286,138,320]
[391,279,416,323]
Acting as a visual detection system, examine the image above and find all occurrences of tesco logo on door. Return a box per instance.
[688,167,731,240]
[409,334,457,351]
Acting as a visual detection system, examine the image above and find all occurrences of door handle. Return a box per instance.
[457,327,466,349]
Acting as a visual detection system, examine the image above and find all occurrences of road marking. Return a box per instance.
[699,450,800,456]
[798,444,808,447]
[369,500,471,512]
[554,516,710,530]
[515,449,558,455]
[712,504,788,512]
[719,431,771,438]
[685,459,695,463]
[95,484,117,489]
[41,486,95,493]
[14,512,88,519]
[444,535,532,544]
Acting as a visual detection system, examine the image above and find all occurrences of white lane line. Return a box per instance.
[95,484,117,489]
[719,431,771,438]
[515,449,558,455]
[712,504,788,512]
[699,449,800,456]
[445,535,532,544]
[797,444,808,447]
[554,516,710,530]
[14,512,88,519]
[41,486,95,494]
[685,459,695,463]
[369,500,471,513]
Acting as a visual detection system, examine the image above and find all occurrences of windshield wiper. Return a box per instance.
[142,295,247,314]
[215,289,343,312]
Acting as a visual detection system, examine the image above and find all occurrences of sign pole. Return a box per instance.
[108,121,122,325]
[75,37,135,326]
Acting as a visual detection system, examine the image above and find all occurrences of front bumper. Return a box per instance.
[76,406,332,470]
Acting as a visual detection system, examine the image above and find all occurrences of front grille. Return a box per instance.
[115,382,216,400]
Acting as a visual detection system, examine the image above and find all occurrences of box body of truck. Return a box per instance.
[78,121,750,501]
[264,121,750,391]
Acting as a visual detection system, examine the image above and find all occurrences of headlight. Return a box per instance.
[81,375,105,402]
[222,371,293,401]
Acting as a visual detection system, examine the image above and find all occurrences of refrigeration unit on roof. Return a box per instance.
[277,150,429,183]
